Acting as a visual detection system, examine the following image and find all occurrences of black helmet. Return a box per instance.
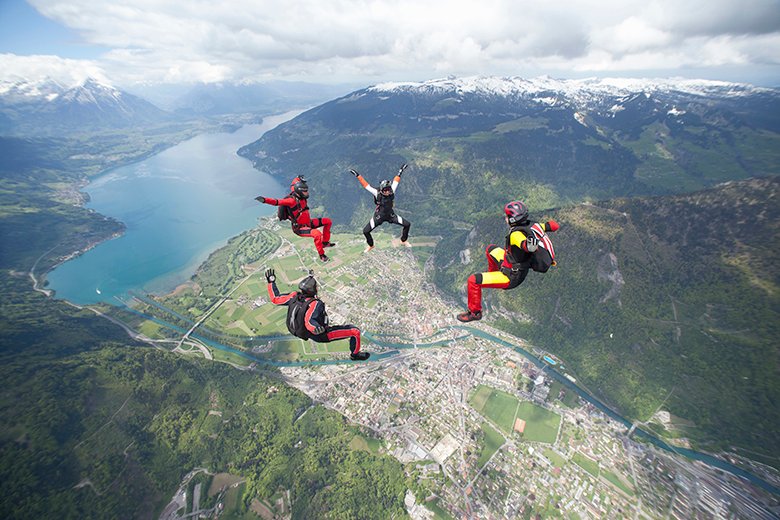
[504,201,529,226]
[379,179,392,192]
[298,275,317,297]
[293,179,309,199]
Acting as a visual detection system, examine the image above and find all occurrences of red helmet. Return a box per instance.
[504,201,529,225]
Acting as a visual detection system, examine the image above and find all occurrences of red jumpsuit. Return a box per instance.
[267,283,362,354]
[260,177,332,256]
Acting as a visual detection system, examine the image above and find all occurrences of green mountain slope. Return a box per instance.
[435,177,780,463]
[238,80,780,234]
[0,271,408,519]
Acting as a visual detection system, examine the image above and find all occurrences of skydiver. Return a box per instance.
[349,164,412,253]
[456,201,560,322]
[265,268,370,361]
[255,176,335,262]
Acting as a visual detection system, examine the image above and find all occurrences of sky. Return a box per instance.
[1,0,779,89]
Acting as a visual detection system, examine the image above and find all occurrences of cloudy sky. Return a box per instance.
[1,0,779,88]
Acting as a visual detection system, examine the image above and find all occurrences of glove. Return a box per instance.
[255,196,265,203]
[313,325,326,335]
[398,163,408,176]
[265,268,275,283]
[546,220,560,232]
[525,234,539,252]
[349,169,360,177]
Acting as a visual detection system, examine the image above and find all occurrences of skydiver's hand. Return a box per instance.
[255,196,265,203]
[313,325,326,335]
[546,220,560,232]
[525,234,539,252]
[349,169,360,177]
[398,163,408,176]
[265,269,275,283]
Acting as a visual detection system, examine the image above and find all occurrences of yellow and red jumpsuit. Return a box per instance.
[466,220,558,314]
[268,283,362,354]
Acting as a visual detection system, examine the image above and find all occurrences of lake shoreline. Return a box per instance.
[43,112,300,305]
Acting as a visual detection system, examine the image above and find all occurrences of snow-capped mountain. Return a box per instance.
[370,75,770,103]
[359,75,780,131]
[0,77,170,136]
[240,74,780,226]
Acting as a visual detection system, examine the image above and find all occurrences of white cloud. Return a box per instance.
[5,0,779,86]
[0,53,109,87]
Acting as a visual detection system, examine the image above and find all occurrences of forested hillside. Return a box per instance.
[435,177,780,465]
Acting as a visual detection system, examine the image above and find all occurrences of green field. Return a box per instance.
[515,402,561,443]
[469,385,519,433]
[543,448,566,468]
[602,469,635,497]
[470,385,560,442]
[349,434,383,454]
[426,499,455,520]
[476,422,505,467]
[572,452,600,477]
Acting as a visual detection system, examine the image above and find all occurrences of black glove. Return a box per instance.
[525,234,539,252]
[398,163,408,176]
[349,169,360,177]
[313,325,326,335]
[255,195,265,203]
[265,269,275,283]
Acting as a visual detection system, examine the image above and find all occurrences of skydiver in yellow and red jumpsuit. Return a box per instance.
[457,201,560,322]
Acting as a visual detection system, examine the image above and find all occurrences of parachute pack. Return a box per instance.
[528,223,555,273]
[286,294,314,339]
[277,192,294,221]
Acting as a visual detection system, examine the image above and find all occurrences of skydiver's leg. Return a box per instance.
[467,271,511,314]
[296,227,325,256]
[311,217,333,245]
[393,214,411,243]
[363,215,379,247]
[486,245,504,272]
[310,325,362,353]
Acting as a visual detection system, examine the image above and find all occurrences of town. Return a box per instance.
[148,220,780,519]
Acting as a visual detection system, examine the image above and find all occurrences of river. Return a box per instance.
[46,111,302,305]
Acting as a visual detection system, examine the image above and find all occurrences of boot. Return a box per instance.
[456,310,482,323]
[319,254,330,262]
[364,245,374,253]
[323,241,337,248]
[350,351,370,361]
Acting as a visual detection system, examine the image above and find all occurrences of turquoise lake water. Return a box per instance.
[46,112,300,305]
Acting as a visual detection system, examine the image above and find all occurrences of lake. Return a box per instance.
[46,111,301,305]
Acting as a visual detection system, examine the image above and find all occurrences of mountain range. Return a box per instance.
[0,78,170,136]
[239,75,780,231]
[0,77,357,136]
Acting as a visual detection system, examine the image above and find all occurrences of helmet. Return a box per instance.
[504,201,529,225]
[293,179,309,199]
[298,275,317,297]
[379,179,392,192]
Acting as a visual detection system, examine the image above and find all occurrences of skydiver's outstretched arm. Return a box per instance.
[350,169,378,197]
[265,269,296,305]
[391,163,407,191]
[543,220,560,232]
[255,195,296,207]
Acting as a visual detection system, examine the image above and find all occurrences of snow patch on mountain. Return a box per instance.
[370,75,771,104]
